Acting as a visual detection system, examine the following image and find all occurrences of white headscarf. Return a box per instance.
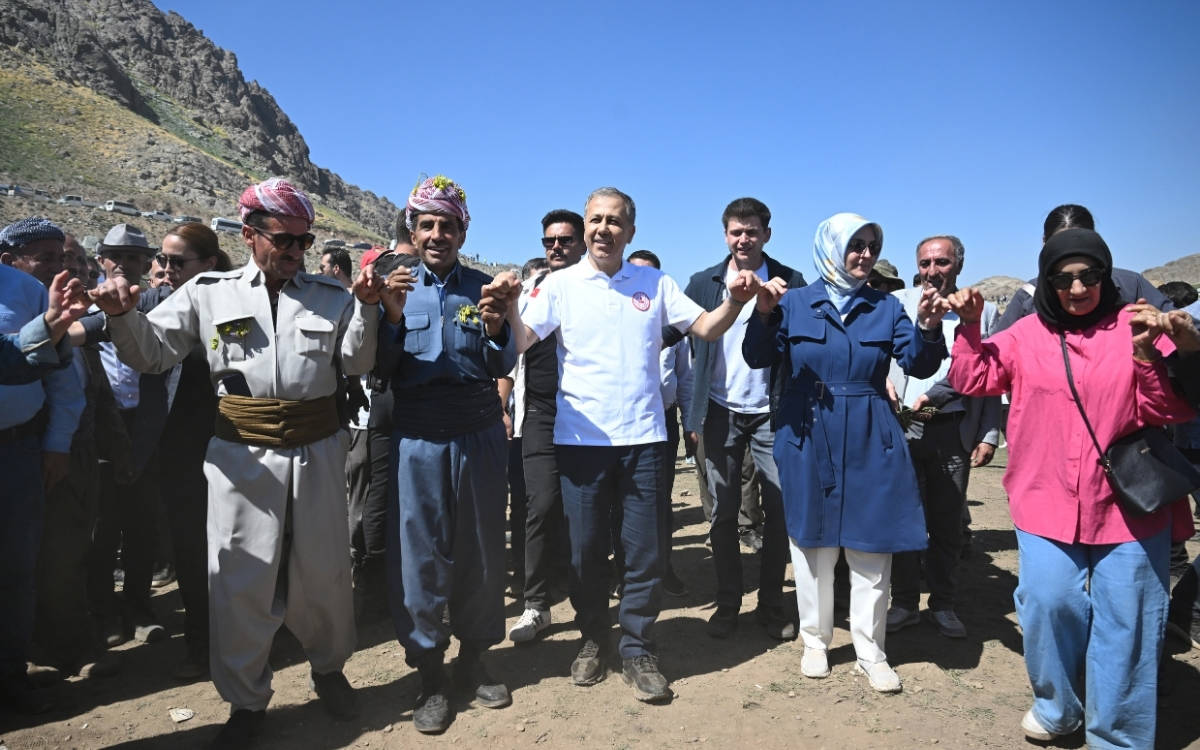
[813,212,883,313]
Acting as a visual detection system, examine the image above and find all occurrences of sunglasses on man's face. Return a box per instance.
[251,225,316,252]
[1048,267,1104,291]
[847,238,882,255]
[541,235,577,249]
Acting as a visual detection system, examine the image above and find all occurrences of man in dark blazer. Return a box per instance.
[683,197,806,641]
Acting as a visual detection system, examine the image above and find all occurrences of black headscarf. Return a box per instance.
[1033,228,1121,331]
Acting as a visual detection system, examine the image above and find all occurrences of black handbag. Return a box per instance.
[1060,334,1200,515]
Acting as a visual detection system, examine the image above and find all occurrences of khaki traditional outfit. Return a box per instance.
[106,260,378,711]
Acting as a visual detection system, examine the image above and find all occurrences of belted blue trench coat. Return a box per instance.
[743,283,947,553]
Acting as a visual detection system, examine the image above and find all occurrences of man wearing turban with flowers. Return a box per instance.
[373,174,517,733]
[90,177,387,746]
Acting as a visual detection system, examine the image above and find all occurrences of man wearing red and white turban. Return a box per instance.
[91,177,390,746]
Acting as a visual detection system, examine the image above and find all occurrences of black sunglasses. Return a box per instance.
[251,225,315,252]
[847,238,882,254]
[155,253,199,269]
[541,235,577,249]
[1048,267,1104,291]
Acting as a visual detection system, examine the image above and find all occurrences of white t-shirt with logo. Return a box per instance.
[522,258,704,446]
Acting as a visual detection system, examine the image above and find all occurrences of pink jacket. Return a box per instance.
[948,307,1196,545]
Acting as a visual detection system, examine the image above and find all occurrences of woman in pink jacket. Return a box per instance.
[945,228,1194,749]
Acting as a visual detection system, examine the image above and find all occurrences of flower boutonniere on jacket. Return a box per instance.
[210,318,253,350]
[456,303,481,328]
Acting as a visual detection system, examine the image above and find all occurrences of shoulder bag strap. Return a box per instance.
[1059,333,1111,473]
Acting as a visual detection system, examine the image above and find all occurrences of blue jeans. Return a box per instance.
[558,443,668,659]
[386,422,508,663]
[0,437,44,682]
[1015,526,1169,749]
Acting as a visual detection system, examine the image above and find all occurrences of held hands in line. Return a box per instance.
[45,269,90,340]
[351,264,386,305]
[1127,298,1199,359]
[378,267,416,324]
[945,288,985,325]
[88,275,140,316]
[917,286,952,329]
[479,271,522,337]
[754,277,789,315]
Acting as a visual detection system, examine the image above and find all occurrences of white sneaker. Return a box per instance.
[1021,709,1057,741]
[931,609,967,639]
[508,608,550,642]
[856,660,902,693]
[800,648,830,679]
[885,606,920,633]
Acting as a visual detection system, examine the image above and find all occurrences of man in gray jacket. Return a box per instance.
[886,235,1001,640]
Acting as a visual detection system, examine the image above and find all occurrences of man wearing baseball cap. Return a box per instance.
[90,178,387,747]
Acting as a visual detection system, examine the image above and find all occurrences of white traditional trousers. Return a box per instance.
[204,431,355,711]
[790,541,890,664]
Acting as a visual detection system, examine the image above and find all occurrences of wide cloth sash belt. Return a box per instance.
[214,394,339,449]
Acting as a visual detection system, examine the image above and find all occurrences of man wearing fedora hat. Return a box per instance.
[76,223,175,650]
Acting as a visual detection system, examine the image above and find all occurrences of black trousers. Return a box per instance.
[34,439,103,668]
[160,446,209,652]
[520,405,568,611]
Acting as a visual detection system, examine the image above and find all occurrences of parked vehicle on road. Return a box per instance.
[210,217,243,234]
[173,215,203,224]
[104,200,139,215]
[140,210,173,221]
[350,242,372,250]
[322,238,346,248]
[57,194,85,205]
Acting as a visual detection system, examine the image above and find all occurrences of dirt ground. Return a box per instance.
[4,446,1200,750]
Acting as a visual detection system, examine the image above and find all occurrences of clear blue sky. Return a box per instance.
[156,0,1199,286]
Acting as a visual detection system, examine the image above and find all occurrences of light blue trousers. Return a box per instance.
[1015,526,1169,749]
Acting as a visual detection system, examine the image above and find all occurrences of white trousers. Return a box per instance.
[205,431,356,712]
[789,540,890,665]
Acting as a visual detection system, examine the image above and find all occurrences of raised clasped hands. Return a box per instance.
[944,287,984,325]
[88,275,140,316]
[754,277,789,315]
[1126,298,1198,360]
[379,267,416,324]
[351,264,385,305]
[44,269,90,340]
[479,271,522,337]
[917,285,953,329]
[728,269,763,306]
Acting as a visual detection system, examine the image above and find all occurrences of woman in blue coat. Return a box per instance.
[744,212,948,692]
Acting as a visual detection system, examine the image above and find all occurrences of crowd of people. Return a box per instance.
[3,180,1200,750]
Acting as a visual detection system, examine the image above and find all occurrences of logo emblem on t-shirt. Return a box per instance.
[632,291,651,311]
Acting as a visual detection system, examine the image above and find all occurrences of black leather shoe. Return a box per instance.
[413,656,451,734]
[453,650,511,708]
[707,605,738,638]
[570,638,605,686]
[621,655,673,703]
[209,708,264,749]
[755,604,797,641]
[309,669,358,721]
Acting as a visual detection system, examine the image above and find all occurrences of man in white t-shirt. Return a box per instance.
[485,187,766,704]
[683,198,806,641]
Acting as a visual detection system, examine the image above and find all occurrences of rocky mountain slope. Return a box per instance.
[1143,254,1200,287]
[0,0,398,243]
